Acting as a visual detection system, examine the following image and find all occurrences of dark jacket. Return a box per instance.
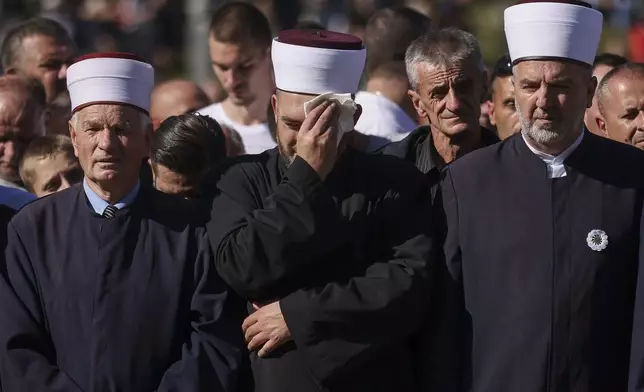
[380,125,499,199]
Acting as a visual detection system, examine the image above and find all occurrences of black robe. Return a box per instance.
[207,148,435,392]
[432,131,644,392]
[0,203,16,392]
[0,184,245,392]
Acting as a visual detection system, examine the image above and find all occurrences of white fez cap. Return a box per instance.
[67,52,154,114]
[504,0,603,66]
[272,30,366,95]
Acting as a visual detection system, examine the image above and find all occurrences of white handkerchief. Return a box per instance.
[303,92,357,146]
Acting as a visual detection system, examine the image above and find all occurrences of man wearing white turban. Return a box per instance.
[423,1,644,391]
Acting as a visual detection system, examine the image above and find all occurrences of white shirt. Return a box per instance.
[198,102,276,155]
[522,131,584,178]
[354,91,417,152]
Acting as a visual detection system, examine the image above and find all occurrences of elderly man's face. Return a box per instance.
[409,57,485,137]
[0,92,45,184]
[13,34,76,103]
[513,60,595,146]
[598,73,644,149]
[490,76,520,139]
[209,38,272,107]
[70,104,150,186]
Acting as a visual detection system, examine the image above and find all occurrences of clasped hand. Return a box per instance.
[242,301,292,357]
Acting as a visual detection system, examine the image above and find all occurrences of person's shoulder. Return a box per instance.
[378,126,430,159]
[583,133,644,187]
[143,186,210,228]
[10,185,79,230]
[196,102,224,120]
[355,147,426,184]
[591,132,644,164]
[0,185,36,211]
[215,148,278,191]
[220,149,276,176]
[449,133,512,173]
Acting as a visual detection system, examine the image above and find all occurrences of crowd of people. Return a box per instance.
[1,0,644,391]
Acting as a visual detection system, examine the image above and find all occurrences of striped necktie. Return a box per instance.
[102,205,117,219]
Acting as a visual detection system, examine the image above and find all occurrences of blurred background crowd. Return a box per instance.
[0,0,642,92]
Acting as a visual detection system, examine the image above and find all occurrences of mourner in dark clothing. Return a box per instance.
[382,27,499,196]
[430,2,644,391]
[208,30,435,392]
[0,53,245,392]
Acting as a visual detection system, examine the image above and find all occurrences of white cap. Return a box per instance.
[504,1,603,66]
[67,52,154,113]
[271,30,366,95]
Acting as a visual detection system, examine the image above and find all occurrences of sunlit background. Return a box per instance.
[0,0,641,89]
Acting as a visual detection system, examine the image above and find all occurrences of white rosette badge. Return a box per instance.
[587,229,608,252]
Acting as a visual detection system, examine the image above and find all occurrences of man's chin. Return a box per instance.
[442,122,474,136]
[229,94,255,107]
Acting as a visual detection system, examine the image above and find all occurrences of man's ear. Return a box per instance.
[408,89,427,119]
[69,121,80,158]
[596,115,608,138]
[271,94,278,124]
[487,101,497,126]
[587,76,598,109]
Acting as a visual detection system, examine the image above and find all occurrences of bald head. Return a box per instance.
[596,63,644,148]
[150,80,211,130]
[597,63,644,117]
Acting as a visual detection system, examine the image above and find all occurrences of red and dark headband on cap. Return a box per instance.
[277,29,364,50]
[517,0,592,7]
[74,52,147,64]
[67,52,154,114]
[271,29,366,95]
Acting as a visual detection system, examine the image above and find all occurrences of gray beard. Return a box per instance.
[281,154,295,168]
[517,104,566,145]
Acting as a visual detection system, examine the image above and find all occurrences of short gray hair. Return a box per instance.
[405,27,484,91]
[70,108,150,130]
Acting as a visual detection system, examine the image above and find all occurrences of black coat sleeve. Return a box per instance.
[277,167,435,385]
[414,168,465,392]
[0,222,84,392]
[628,203,644,392]
[156,229,246,392]
[208,157,343,300]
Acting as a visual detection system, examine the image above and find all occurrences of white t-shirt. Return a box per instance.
[198,102,277,155]
[354,91,417,152]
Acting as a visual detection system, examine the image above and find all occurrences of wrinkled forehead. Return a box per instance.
[512,60,589,80]
[420,58,481,83]
[608,72,644,99]
[73,104,144,126]
[275,90,317,120]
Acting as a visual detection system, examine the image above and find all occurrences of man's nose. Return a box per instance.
[97,129,118,150]
[535,85,555,109]
[59,175,71,191]
[445,89,463,113]
[2,141,15,161]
